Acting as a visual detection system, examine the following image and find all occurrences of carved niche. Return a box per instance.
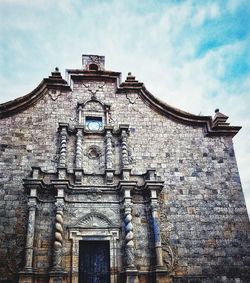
[78,98,110,129]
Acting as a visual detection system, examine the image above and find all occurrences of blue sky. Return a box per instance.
[0,0,250,215]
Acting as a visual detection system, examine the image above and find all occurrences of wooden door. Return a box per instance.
[79,240,110,283]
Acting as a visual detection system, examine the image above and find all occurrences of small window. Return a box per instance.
[85,116,103,131]
[89,63,99,71]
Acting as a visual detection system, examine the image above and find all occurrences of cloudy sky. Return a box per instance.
[0,0,249,216]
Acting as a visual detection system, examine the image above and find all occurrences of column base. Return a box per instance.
[74,168,83,184]
[19,269,34,283]
[105,169,115,184]
[122,268,139,283]
[49,269,67,283]
[154,268,173,283]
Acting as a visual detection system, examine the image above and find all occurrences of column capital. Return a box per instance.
[118,181,137,193]
[55,199,65,211]
[27,198,37,210]
[104,125,114,133]
[75,125,84,130]
[118,124,129,134]
[58,122,69,129]
[144,180,164,194]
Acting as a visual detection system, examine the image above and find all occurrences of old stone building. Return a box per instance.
[0,55,249,283]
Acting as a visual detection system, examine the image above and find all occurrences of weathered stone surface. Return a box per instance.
[0,55,249,283]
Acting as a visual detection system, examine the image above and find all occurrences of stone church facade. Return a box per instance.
[0,55,249,283]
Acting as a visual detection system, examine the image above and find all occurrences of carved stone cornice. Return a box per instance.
[144,180,164,192]
[1,63,241,138]
[50,180,71,190]
[23,179,46,190]
[118,181,137,192]
[0,70,71,119]
[118,78,241,137]
[66,69,121,85]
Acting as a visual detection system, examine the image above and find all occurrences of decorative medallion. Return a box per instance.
[87,145,102,159]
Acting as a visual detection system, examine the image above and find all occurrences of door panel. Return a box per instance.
[79,240,110,283]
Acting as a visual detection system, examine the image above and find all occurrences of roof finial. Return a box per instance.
[55,67,59,72]
[215,108,219,113]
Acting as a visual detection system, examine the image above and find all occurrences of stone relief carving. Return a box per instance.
[82,82,105,98]
[73,212,113,228]
[86,188,103,201]
[68,116,77,129]
[84,175,104,185]
[87,145,102,159]
[84,101,103,112]
[89,55,102,64]
[49,90,61,101]
[125,92,145,117]
[126,93,139,104]
[109,206,120,215]
[108,112,117,127]
[161,232,177,271]
[158,198,177,271]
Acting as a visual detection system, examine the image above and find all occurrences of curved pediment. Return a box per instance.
[0,65,241,137]
[118,74,241,137]
[70,212,114,228]
[0,70,71,118]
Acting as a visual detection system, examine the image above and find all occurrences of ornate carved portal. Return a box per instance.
[19,117,175,283]
[68,222,119,283]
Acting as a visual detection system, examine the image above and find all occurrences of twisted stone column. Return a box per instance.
[24,198,37,270]
[75,128,83,168]
[58,126,67,167]
[106,130,113,170]
[121,130,129,169]
[124,203,135,268]
[52,201,64,270]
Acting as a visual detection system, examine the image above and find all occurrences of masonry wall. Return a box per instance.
[0,76,249,282]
